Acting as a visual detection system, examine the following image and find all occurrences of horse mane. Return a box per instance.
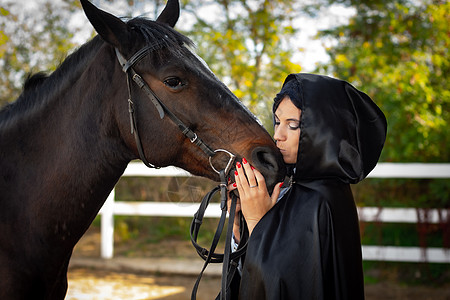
[0,36,104,129]
[23,72,49,91]
[0,16,194,130]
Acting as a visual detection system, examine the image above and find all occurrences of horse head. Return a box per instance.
[80,0,285,189]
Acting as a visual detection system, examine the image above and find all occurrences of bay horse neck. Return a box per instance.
[0,36,132,242]
[0,35,135,298]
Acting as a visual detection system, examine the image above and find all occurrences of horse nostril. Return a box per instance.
[251,146,286,191]
[253,148,277,170]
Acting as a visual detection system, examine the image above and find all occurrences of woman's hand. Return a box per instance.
[234,158,282,236]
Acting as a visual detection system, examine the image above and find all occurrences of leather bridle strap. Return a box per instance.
[115,47,215,168]
[119,43,164,73]
[190,171,248,300]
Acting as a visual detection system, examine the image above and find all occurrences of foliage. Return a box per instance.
[317,0,449,162]
[0,0,80,105]
[182,0,302,128]
[315,0,449,216]
[353,178,450,208]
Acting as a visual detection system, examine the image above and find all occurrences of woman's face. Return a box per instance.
[273,96,301,164]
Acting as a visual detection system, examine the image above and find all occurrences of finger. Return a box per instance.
[228,182,237,191]
[235,162,247,194]
[242,157,257,188]
[234,169,243,197]
[227,183,236,213]
[252,168,266,190]
[270,182,283,205]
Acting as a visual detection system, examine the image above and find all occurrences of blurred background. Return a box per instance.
[1,0,449,299]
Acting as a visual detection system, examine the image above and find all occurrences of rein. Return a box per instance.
[190,171,248,300]
[115,44,247,299]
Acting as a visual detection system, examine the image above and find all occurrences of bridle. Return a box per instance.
[115,42,247,300]
[115,45,234,174]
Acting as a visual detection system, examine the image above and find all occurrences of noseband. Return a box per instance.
[115,44,246,299]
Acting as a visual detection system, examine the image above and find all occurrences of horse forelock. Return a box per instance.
[127,17,194,65]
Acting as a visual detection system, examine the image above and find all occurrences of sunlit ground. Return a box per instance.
[67,267,450,300]
[67,269,185,300]
[67,268,221,300]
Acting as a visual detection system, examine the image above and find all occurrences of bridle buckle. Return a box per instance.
[189,132,198,144]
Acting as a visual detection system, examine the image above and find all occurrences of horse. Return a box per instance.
[0,0,285,299]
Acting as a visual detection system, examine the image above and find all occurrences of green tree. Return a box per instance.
[182,0,302,128]
[0,0,304,129]
[317,0,449,162]
[0,0,80,106]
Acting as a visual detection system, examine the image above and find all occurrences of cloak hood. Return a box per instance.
[274,73,387,184]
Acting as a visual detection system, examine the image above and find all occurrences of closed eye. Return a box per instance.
[288,121,300,130]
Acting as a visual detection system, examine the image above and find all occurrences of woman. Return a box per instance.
[230,73,387,299]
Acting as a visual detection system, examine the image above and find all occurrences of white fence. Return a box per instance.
[99,163,450,263]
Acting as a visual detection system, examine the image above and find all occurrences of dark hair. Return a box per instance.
[272,76,302,114]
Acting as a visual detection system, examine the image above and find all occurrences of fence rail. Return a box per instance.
[99,163,450,263]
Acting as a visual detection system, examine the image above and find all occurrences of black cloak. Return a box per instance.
[237,73,387,299]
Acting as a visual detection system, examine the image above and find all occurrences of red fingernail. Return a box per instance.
[233,183,237,188]
[228,177,231,183]
[236,162,241,168]
[242,157,247,164]
[251,166,255,170]
[279,183,284,188]
[234,170,238,176]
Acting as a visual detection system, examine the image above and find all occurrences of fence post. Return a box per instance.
[100,188,115,259]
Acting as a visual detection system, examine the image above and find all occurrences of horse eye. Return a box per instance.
[164,77,183,89]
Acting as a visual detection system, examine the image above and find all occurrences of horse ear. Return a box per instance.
[80,0,130,49]
[156,0,180,28]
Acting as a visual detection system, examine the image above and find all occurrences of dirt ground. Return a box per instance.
[67,227,450,300]
[67,268,220,300]
[67,267,450,300]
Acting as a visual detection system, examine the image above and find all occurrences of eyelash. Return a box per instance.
[274,122,300,130]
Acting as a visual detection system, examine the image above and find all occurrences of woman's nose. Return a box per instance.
[273,126,285,141]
